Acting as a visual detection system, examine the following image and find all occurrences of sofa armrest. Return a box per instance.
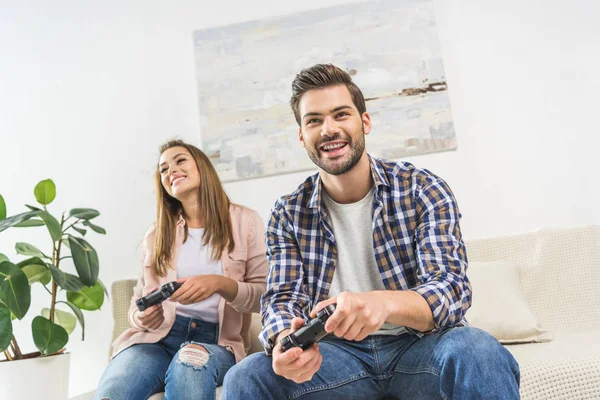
[111,279,137,344]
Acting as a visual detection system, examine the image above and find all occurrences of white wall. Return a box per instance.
[0,0,598,396]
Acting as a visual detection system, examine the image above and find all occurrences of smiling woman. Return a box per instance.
[94,139,268,400]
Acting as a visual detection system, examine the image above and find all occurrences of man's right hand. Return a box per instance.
[134,286,165,330]
[272,317,323,383]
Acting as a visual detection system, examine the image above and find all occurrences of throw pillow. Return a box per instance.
[465,261,553,344]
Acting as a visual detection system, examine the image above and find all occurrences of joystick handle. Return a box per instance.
[136,281,182,312]
[280,304,336,352]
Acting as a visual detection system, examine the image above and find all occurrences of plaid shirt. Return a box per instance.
[259,155,471,354]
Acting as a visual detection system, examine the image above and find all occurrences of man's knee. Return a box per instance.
[178,344,210,369]
[224,352,273,388]
[222,353,274,400]
[227,352,265,380]
[440,327,514,366]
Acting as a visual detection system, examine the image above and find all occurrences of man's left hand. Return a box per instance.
[169,275,223,305]
[310,291,389,341]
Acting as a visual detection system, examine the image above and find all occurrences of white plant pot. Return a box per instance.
[0,353,70,400]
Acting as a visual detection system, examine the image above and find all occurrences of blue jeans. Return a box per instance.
[223,327,520,400]
[95,315,235,400]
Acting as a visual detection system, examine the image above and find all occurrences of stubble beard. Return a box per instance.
[306,126,366,176]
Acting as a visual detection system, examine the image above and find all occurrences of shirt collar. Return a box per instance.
[307,154,389,210]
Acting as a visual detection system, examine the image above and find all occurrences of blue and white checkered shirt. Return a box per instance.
[259,155,471,353]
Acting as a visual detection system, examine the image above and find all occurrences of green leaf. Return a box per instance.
[72,226,86,236]
[0,210,41,233]
[0,254,8,264]
[15,242,47,259]
[0,261,31,320]
[0,304,12,351]
[49,265,84,291]
[60,301,85,340]
[67,282,104,311]
[32,316,68,355]
[22,264,51,285]
[82,220,106,235]
[25,204,42,211]
[68,208,99,220]
[41,308,76,335]
[98,278,110,300]
[0,194,6,220]
[68,236,98,286]
[39,211,62,242]
[34,179,56,206]
[16,256,46,268]
[14,218,45,227]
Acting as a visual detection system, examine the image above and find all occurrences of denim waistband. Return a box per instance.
[173,314,219,336]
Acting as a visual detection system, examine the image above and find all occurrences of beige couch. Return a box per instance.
[109,225,600,399]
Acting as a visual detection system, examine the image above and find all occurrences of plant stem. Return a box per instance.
[49,280,58,322]
[10,335,22,359]
[49,214,65,323]
[9,343,19,360]
[3,349,13,361]
[62,218,81,235]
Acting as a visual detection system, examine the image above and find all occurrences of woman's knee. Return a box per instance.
[176,343,211,370]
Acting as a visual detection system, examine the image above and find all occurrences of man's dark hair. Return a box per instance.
[290,64,367,126]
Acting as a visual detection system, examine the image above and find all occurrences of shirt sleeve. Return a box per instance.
[411,178,472,330]
[259,201,311,355]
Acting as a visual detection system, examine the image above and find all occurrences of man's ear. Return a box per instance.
[362,112,372,136]
[298,127,305,147]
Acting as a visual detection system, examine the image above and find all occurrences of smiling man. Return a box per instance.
[222,64,520,399]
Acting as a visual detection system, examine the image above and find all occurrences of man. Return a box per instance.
[223,64,519,399]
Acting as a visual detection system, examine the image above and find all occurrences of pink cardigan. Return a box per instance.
[111,205,268,363]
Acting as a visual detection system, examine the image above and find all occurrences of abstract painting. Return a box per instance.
[193,0,456,182]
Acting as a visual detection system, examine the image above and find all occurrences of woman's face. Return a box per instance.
[159,146,201,200]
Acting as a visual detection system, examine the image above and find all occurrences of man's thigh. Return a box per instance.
[385,327,519,399]
[225,339,385,400]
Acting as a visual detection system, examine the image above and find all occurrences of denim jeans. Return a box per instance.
[95,315,235,400]
[223,326,520,400]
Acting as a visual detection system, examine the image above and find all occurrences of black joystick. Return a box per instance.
[280,304,336,352]
[136,281,182,312]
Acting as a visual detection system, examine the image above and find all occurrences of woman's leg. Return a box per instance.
[163,342,236,400]
[94,343,172,400]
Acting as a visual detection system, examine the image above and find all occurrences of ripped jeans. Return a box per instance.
[95,315,235,400]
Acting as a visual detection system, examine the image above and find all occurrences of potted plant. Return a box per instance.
[0,179,106,400]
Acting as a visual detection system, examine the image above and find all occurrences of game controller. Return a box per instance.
[280,304,336,352]
[136,281,182,312]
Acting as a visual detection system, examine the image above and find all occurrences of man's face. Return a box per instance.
[298,84,371,176]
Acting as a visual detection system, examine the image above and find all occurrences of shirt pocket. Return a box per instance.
[225,247,248,279]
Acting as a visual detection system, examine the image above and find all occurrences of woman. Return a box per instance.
[95,139,268,400]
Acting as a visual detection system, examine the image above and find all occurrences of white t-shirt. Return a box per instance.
[323,187,407,337]
[175,227,223,323]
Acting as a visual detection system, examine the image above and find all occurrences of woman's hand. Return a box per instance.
[135,286,165,330]
[170,275,237,304]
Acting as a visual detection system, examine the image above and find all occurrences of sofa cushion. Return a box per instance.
[466,226,600,331]
[466,261,552,343]
[506,328,600,399]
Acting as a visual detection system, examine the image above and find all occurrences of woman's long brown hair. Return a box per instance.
[151,139,234,277]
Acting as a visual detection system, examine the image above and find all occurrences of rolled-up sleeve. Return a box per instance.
[411,178,471,330]
[259,201,310,355]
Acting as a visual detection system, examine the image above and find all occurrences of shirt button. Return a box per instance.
[190,321,197,328]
